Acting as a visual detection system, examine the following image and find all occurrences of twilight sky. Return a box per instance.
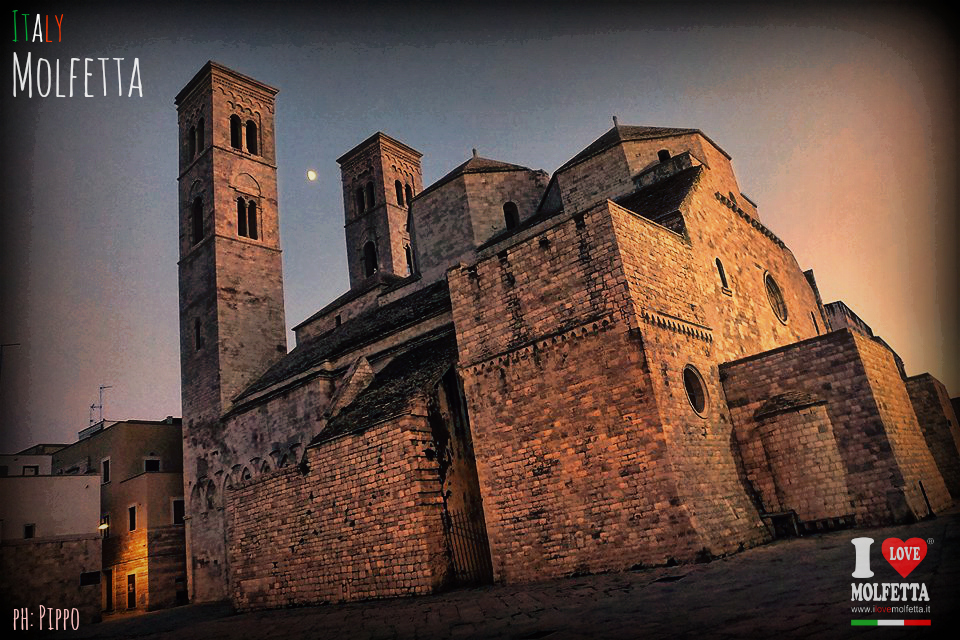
[0,2,956,452]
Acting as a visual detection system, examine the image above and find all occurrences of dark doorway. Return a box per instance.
[104,570,113,611]
[126,574,136,609]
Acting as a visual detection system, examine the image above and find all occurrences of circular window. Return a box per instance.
[683,365,708,416]
[764,272,788,323]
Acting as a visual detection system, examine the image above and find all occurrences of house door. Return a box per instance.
[103,570,113,611]
[126,574,136,609]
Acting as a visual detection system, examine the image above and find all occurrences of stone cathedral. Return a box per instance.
[175,62,960,609]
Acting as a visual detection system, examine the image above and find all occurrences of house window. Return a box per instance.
[395,180,404,206]
[24,524,35,539]
[230,115,242,150]
[246,201,259,240]
[194,318,204,351]
[765,272,788,323]
[246,120,258,155]
[658,149,671,162]
[503,202,519,230]
[363,241,378,278]
[172,499,185,525]
[22,465,39,476]
[196,117,204,152]
[79,572,100,586]
[191,197,203,245]
[715,258,729,289]
[405,184,413,208]
[683,365,708,417]
[128,506,137,531]
[144,458,160,473]
[404,244,413,276]
[101,459,110,483]
[101,515,110,538]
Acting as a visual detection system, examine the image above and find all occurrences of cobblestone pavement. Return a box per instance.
[52,511,958,639]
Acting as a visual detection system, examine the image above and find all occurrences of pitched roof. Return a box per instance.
[417,154,534,199]
[557,124,702,173]
[614,165,702,226]
[235,281,452,403]
[311,331,459,445]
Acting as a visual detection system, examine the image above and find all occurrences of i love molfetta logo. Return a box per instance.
[11,10,143,98]
[849,536,932,628]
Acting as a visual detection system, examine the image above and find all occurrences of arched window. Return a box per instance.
[404,244,413,276]
[683,365,708,416]
[247,201,258,240]
[246,120,258,155]
[658,149,671,162]
[355,187,365,214]
[230,115,242,150]
[405,184,413,208]
[191,197,203,245]
[197,118,204,152]
[764,272,788,323]
[365,182,375,209]
[363,241,378,278]
[715,258,728,289]
[503,202,519,230]
[237,197,248,237]
[395,180,404,206]
[188,126,196,159]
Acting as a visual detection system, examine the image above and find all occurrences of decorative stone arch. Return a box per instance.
[189,481,205,511]
[204,478,218,511]
[240,466,252,483]
[232,172,262,197]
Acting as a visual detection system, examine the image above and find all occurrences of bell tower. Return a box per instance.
[175,62,287,602]
[337,132,423,289]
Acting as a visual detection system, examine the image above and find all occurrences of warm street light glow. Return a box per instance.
[306,169,317,182]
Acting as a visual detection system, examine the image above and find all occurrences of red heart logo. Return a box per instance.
[881,538,927,578]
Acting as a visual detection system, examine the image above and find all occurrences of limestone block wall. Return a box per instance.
[461,169,549,245]
[556,143,633,214]
[411,175,474,283]
[680,179,824,362]
[721,330,951,527]
[752,402,851,521]
[608,203,768,556]
[184,374,333,604]
[0,535,102,625]
[146,526,187,610]
[906,374,960,500]
[450,203,766,583]
[226,413,448,610]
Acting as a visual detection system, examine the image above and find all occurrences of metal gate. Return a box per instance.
[446,508,494,586]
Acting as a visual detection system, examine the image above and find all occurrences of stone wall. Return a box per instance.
[721,330,951,527]
[226,413,448,610]
[450,202,766,583]
[1,535,102,625]
[906,374,960,500]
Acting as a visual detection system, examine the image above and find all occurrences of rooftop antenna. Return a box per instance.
[90,384,113,425]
